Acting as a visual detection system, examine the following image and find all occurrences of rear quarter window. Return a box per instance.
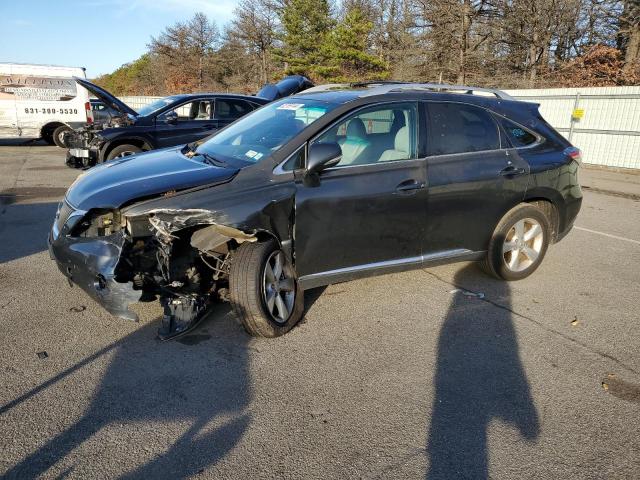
[499,117,538,147]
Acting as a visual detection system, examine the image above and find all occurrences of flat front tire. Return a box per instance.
[481,203,551,281]
[230,239,304,337]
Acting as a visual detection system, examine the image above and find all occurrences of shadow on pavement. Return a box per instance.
[0,139,50,147]
[1,274,328,478]
[0,199,60,263]
[427,264,540,479]
[3,305,252,479]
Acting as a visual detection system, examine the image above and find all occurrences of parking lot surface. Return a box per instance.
[1,142,639,479]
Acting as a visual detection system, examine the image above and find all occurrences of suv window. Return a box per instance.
[499,117,538,147]
[215,99,253,120]
[313,103,418,167]
[426,102,500,155]
[167,100,211,121]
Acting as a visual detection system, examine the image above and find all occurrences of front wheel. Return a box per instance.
[106,144,142,161]
[229,239,304,337]
[481,203,551,281]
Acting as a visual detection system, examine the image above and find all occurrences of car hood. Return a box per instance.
[74,77,139,117]
[65,147,239,210]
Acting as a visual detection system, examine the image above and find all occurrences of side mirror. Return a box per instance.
[307,142,342,175]
[164,111,178,125]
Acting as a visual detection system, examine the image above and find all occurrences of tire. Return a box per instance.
[481,203,551,281]
[41,131,55,145]
[230,239,304,337]
[106,144,142,161]
[52,125,72,148]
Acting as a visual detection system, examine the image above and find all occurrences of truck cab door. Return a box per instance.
[0,93,19,137]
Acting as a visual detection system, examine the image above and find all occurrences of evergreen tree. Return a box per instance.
[318,6,389,82]
[277,0,335,77]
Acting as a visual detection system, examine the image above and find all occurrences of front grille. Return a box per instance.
[56,200,74,232]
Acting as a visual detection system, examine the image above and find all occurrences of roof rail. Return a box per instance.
[302,81,515,100]
[383,83,515,100]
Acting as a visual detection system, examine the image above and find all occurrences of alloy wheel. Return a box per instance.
[262,250,296,324]
[502,217,544,272]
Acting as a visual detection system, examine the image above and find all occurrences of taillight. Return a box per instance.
[564,147,582,166]
[85,102,93,124]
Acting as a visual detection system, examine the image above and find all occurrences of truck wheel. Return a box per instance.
[229,239,304,337]
[106,144,141,161]
[481,203,551,281]
[53,125,72,148]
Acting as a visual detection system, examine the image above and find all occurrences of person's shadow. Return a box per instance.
[2,305,251,479]
[427,264,540,479]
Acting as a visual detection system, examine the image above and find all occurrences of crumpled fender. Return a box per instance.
[49,231,142,321]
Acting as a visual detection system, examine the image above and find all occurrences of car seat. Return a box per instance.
[379,126,411,162]
[338,118,372,165]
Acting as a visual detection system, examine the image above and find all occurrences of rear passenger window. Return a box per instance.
[215,99,252,120]
[499,118,538,147]
[426,102,500,155]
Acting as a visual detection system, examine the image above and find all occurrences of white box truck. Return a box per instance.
[0,63,92,146]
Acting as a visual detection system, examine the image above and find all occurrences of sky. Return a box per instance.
[0,0,239,77]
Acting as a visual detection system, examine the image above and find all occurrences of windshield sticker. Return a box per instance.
[254,152,264,160]
[245,150,258,158]
[277,103,304,111]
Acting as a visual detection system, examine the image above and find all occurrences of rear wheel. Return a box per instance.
[106,144,142,161]
[229,239,304,337]
[481,203,550,281]
[52,125,72,148]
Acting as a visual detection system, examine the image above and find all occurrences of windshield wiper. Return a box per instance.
[195,151,229,167]
[182,143,228,167]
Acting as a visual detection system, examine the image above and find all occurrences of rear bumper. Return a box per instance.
[48,226,141,321]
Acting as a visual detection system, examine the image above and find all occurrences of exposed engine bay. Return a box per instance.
[54,204,257,340]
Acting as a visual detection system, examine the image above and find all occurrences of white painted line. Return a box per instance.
[574,226,640,246]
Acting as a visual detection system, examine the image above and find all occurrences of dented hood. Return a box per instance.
[65,147,238,210]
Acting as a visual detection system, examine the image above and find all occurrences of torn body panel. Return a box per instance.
[48,230,142,321]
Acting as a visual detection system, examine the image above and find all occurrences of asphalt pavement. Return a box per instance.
[1,141,639,479]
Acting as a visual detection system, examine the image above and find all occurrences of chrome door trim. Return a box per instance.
[298,248,484,290]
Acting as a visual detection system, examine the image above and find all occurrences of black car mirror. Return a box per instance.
[306,142,342,176]
[164,111,178,125]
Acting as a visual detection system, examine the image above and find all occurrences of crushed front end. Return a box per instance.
[63,125,102,168]
[49,200,254,339]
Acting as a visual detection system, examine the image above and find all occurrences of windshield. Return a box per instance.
[137,97,177,116]
[196,98,337,163]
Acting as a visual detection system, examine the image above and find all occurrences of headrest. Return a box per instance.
[391,110,406,132]
[346,118,367,139]
[394,126,410,152]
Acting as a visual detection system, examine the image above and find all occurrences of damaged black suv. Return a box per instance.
[49,82,582,339]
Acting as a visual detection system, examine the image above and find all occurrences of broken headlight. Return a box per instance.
[70,210,124,237]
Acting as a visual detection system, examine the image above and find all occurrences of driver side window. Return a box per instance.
[313,103,418,167]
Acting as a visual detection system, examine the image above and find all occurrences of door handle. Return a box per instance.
[500,165,526,177]
[395,179,425,194]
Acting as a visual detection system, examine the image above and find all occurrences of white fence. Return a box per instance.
[120,86,640,169]
[504,86,640,169]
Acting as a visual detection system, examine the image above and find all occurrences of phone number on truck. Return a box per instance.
[24,108,79,115]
